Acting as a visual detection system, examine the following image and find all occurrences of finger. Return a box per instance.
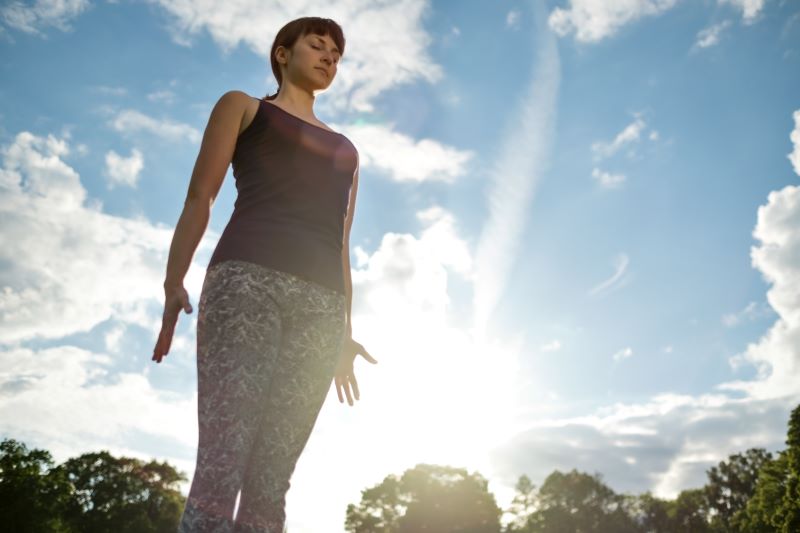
[344,379,353,406]
[183,295,193,314]
[335,376,344,403]
[359,347,378,364]
[350,373,360,400]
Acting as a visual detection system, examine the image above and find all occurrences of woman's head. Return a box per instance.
[264,17,345,100]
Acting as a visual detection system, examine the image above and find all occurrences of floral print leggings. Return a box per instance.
[178,259,346,533]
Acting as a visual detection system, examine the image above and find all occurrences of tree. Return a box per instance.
[55,450,186,532]
[525,469,639,533]
[633,492,674,533]
[739,403,800,532]
[502,474,537,533]
[0,438,74,532]
[738,452,789,532]
[704,448,772,531]
[672,488,711,532]
[345,463,502,532]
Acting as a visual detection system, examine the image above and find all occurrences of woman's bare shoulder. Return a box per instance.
[217,90,260,137]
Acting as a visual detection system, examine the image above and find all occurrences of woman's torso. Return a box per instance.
[207,94,358,295]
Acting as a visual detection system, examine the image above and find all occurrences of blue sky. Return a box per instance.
[1,0,799,530]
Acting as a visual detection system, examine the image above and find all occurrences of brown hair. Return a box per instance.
[263,17,346,100]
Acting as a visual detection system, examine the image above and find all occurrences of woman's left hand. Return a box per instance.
[335,337,378,406]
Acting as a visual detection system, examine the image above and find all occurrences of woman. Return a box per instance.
[151,16,377,532]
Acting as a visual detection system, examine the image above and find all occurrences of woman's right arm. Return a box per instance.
[153,90,249,363]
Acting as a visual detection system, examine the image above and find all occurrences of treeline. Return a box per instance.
[344,403,800,532]
[1,403,797,532]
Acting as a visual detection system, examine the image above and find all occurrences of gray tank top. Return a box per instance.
[207,97,359,294]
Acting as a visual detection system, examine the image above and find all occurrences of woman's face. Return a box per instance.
[282,32,341,92]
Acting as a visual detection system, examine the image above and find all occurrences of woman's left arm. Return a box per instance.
[342,164,359,338]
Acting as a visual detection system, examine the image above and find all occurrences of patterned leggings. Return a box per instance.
[178,259,346,533]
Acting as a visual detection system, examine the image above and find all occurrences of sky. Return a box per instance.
[1,0,799,530]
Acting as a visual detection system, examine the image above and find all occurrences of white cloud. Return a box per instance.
[592,167,627,188]
[548,0,765,44]
[351,206,472,321]
[718,0,767,24]
[541,339,562,352]
[145,0,444,113]
[548,0,680,43]
[490,393,795,499]
[104,147,144,189]
[613,346,634,362]
[0,0,89,37]
[0,343,197,473]
[108,109,202,144]
[338,122,474,183]
[0,130,217,344]
[715,109,800,398]
[591,115,648,161]
[788,109,800,176]
[693,19,733,49]
[507,10,521,29]
[719,188,800,398]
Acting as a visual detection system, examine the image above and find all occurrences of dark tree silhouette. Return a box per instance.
[56,450,186,532]
[0,438,74,532]
[0,438,186,532]
[345,463,502,532]
[524,469,639,533]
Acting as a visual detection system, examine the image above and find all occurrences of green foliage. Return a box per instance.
[524,469,639,533]
[704,448,772,531]
[345,463,502,532]
[0,438,74,532]
[632,492,675,533]
[0,437,186,532]
[739,404,800,533]
[56,450,187,532]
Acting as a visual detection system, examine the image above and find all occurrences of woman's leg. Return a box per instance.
[178,261,287,533]
[234,273,346,533]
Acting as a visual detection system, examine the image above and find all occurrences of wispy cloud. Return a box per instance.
[591,115,649,161]
[693,19,733,50]
[107,109,202,144]
[721,300,774,327]
[473,3,560,338]
[588,253,631,296]
[0,0,89,37]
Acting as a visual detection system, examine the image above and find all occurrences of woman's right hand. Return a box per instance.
[152,284,193,364]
